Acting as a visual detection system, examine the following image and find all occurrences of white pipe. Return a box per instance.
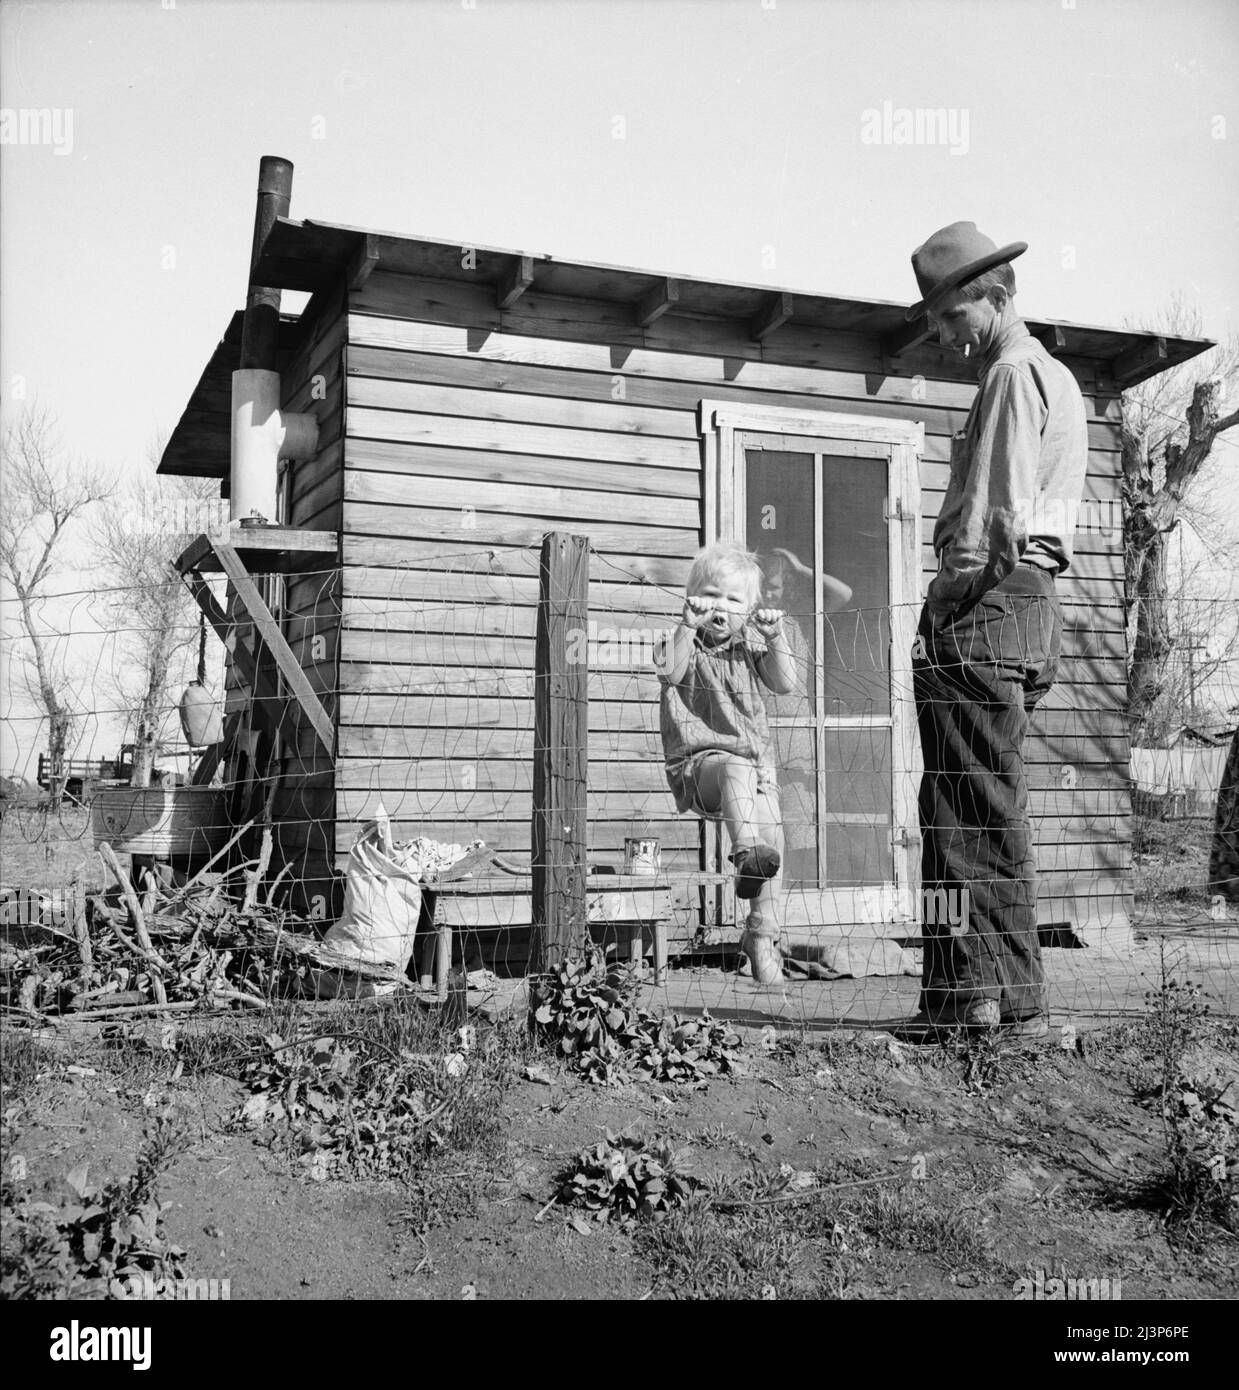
[230,368,320,523]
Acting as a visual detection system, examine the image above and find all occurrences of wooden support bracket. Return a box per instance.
[497,255,535,309]
[1034,324,1068,356]
[750,292,793,342]
[179,574,291,757]
[635,277,679,328]
[210,542,336,759]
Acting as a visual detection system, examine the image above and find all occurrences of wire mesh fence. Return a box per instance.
[2,539,1237,1031]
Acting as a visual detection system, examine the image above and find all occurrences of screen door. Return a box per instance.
[702,405,921,935]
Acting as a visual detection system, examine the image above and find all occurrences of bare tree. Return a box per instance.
[91,464,224,786]
[1122,296,1239,742]
[0,406,113,798]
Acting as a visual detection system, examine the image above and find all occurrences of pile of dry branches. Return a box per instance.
[1,830,406,1024]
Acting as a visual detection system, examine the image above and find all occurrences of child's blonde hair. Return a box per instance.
[686,542,762,609]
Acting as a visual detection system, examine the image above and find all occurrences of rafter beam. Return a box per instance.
[497,255,535,310]
[1113,336,1168,387]
[347,234,380,290]
[881,318,933,359]
[750,292,794,342]
[635,277,679,328]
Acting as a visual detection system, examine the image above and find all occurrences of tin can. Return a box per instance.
[623,837,661,876]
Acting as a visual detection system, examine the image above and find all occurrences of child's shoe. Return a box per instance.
[740,929,784,985]
[732,843,781,900]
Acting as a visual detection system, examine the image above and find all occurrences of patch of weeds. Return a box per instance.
[554,1127,696,1226]
[1119,965,1238,1242]
[637,1161,880,1300]
[232,1004,522,1186]
[636,1189,806,1300]
[530,947,742,1084]
[643,1185,810,1298]
[663,1155,1007,1298]
[0,1116,190,1299]
[959,1029,1006,1094]
[689,1122,743,1152]
[397,1156,491,1238]
[843,1181,996,1268]
[0,1029,58,1108]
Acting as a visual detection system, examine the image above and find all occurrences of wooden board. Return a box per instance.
[344,436,701,499]
[343,468,700,529]
[343,501,699,556]
[341,536,692,586]
[347,316,1123,426]
[348,405,701,470]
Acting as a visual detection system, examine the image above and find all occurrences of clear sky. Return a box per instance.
[1,0,1237,776]
[3,0,1236,474]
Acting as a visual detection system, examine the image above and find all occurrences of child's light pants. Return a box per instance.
[683,751,783,940]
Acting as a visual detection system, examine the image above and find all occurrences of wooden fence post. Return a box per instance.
[530,531,589,973]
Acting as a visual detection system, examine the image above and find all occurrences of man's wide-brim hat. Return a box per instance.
[906,221,1027,321]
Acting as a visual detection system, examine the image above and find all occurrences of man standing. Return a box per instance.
[901,222,1089,1040]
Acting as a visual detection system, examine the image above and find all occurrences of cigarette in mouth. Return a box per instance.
[962,344,971,359]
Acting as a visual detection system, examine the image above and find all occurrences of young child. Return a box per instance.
[658,542,796,984]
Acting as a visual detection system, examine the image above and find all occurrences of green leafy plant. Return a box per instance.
[557,1128,695,1225]
[531,948,743,1084]
[628,1012,742,1083]
[0,1117,190,1299]
[531,952,638,1082]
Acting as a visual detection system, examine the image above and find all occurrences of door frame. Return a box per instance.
[698,400,924,933]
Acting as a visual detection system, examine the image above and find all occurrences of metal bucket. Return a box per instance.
[91,786,230,859]
[623,837,661,876]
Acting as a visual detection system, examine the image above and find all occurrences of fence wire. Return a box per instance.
[2,541,1237,1030]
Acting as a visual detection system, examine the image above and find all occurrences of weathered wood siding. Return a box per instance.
[335,269,1131,942]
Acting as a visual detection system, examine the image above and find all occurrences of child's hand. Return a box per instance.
[682,595,716,628]
[751,608,784,640]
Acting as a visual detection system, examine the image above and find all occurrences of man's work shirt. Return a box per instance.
[929,319,1088,620]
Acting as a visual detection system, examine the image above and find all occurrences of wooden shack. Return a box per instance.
[159,167,1210,971]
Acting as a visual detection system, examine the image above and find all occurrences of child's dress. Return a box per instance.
[659,629,778,816]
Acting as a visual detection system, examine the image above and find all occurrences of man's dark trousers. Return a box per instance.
[913,563,1061,1021]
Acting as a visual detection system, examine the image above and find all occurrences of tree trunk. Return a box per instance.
[129,735,155,788]
[47,705,71,802]
[1128,529,1173,736]
[1210,727,1239,904]
[1123,378,1239,742]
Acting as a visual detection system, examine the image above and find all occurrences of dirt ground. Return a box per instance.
[3,803,1237,1303]
[3,1005,1237,1303]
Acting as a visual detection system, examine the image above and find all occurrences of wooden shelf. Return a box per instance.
[175,526,337,577]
